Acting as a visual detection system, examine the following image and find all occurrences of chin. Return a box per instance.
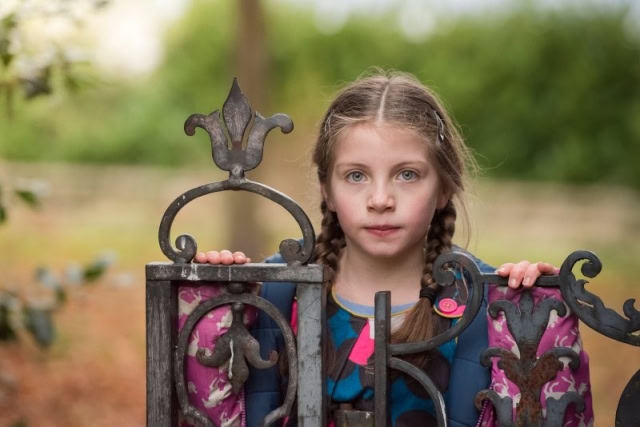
[362,244,412,260]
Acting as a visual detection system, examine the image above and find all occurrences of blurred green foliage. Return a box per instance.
[0,253,114,348]
[1,1,639,188]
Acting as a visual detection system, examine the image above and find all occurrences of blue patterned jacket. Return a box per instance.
[245,250,494,427]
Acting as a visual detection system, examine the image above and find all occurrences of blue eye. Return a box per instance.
[348,171,365,182]
[399,170,417,181]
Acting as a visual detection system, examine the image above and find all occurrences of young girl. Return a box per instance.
[189,71,584,426]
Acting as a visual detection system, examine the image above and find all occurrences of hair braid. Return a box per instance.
[313,201,345,283]
[390,200,457,368]
[310,201,346,374]
[422,200,457,289]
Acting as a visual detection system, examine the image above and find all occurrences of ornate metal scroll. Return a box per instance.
[373,250,640,427]
[476,291,584,426]
[158,78,315,265]
[557,251,639,346]
[374,252,491,426]
[147,79,327,427]
[175,283,298,427]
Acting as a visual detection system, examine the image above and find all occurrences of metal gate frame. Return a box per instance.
[146,80,640,427]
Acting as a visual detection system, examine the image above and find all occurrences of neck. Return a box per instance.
[333,244,424,307]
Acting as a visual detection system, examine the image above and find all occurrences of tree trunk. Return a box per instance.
[229,0,268,258]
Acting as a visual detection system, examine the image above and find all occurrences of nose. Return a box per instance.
[367,182,395,212]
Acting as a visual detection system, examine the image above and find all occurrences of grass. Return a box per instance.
[0,161,638,426]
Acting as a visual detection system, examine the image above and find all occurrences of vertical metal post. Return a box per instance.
[374,291,391,427]
[296,282,327,426]
[146,280,178,427]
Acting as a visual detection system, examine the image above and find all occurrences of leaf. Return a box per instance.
[64,263,84,285]
[23,306,55,348]
[0,303,17,342]
[63,72,80,92]
[82,252,115,283]
[0,13,17,32]
[35,267,61,289]
[21,67,52,99]
[14,189,40,208]
[93,0,110,10]
[0,14,17,68]
[83,262,106,283]
[0,183,5,224]
[54,287,67,306]
[0,43,12,68]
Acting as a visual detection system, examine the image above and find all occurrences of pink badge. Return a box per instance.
[438,298,465,316]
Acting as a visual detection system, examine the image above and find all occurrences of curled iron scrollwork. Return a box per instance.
[157,79,315,264]
[175,290,298,427]
[384,250,638,426]
[390,251,488,355]
[476,291,583,426]
[557,250,640,346]
[379,252,493,427]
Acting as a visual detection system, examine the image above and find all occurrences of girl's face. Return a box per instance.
[323,122,448,261]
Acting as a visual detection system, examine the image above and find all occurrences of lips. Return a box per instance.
[365,225,400,236]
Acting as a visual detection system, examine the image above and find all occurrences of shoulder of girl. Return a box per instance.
[451,245,495,273]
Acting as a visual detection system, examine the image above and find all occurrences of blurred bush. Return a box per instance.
[1,1,639,188]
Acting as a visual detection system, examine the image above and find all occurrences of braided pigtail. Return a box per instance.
[422,199,457,288]
[390,200,457,368]
[313,201,346,283]
[311,200,346,374]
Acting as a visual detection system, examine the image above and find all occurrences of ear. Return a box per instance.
[321,184,335,212]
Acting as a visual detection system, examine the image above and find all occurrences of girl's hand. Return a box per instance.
[194,250,251,265]
[496,261,560,289]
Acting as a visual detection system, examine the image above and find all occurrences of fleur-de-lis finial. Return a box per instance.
[184,78,293,179]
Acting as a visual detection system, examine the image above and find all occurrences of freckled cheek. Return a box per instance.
[404,196,439,229]
[331,197,363,230]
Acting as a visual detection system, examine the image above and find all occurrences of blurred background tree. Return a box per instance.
[2,0,638,189]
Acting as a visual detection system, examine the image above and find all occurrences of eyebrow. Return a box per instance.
[333,160,429,170]
[333,162,368,170]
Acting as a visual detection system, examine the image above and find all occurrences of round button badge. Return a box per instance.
[438,298,458,313]
[437,298,465,317]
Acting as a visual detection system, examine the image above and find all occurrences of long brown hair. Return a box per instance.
[312,70,475,367]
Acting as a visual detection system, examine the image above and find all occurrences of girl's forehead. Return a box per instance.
[331,122,432,163]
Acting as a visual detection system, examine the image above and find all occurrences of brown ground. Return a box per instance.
[0,162,638,426]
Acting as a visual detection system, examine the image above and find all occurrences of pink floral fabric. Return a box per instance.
[177,283,257,427]
[478,285,594,426]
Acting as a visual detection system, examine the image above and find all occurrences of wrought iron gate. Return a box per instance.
[146,80,640,427]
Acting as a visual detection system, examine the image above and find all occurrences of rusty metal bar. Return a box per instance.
[146,280,178,427]
[146,262,326,283]
[335,409,375,426]
[374,291,391,427]
[296,282,327,426]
